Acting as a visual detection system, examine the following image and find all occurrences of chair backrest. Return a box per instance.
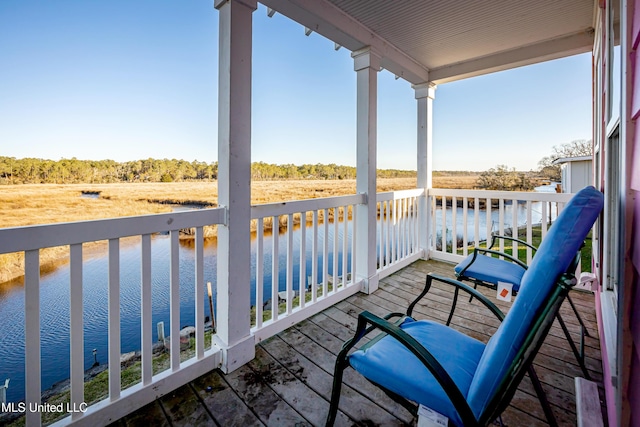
[465,186,603,421]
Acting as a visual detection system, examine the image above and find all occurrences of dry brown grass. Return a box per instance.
[433,175,479,189]
[0,184,172,229]
[0,176,476,283]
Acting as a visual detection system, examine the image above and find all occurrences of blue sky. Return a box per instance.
[0,1,592,171]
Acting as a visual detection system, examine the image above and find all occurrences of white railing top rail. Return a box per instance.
[428,188,574,202]
[251,193,365,218]
[0,207,226,254]
[377,188,425,201]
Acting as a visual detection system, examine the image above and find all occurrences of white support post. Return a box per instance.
[353,47,380,294]
[214,0,256,373]
[24,250,41,427]
[414,82,436,259]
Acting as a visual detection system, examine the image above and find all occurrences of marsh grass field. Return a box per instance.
[0,176,479,283]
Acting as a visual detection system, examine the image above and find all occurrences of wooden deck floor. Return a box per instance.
[110,259,605,427]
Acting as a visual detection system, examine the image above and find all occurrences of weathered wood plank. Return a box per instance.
[159,384,214,426]
[498,404,549,427]
[191,370,265,427]
[223,363,311,426]
[509,387,576,425]
[271,334,406,425]
[122,401,169,426]
[575,377,604,427]
[249,344,354,427]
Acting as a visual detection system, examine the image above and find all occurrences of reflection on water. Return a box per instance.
[0,218,352,404]
[435,200,558,244]
[0,236,218,404]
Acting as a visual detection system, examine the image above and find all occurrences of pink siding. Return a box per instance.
[635,0,640,49]
[636,0,640,49]
[633,123,640,189]
[631,347,640,427]
[634,50,640,120]
[597,0,640,424]
[634,81,640,190]
[631,221,640,426]
[627,1,640,424]
[634,196,640,271]
[633,240,640,337]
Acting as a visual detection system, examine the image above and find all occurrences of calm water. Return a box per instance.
[434,200,558,244]
[0,220,352,403]
[0,192,556,402]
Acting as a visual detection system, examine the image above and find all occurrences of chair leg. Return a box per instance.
[468,282,479,303]
[566,293,590,337]
[528,366,558,427]
[556,312,591,379]
[326,354,349,426]
[446,287,460,326]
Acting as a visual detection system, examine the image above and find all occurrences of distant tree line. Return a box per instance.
[432,170,481,176]
[0,157,416,184]
[250,162,415,180]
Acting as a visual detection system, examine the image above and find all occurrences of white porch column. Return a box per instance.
[353,47,380,294]
[414,82,436,259]
[214,0,256,373]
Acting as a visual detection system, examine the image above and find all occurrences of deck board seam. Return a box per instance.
[187,381,223,427]
[157,396,176,427]
[247,345,317,426]
[215,367,269,426]
[259,336,363,426]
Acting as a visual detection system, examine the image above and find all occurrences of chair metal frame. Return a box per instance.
[325,265,580,426]
[456,234,591,379]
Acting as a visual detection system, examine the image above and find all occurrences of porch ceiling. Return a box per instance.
[261,0,596,84]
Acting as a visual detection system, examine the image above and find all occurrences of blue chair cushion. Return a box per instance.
[454,254,525,291]
[466,186,604,418]
[349,318,485,426]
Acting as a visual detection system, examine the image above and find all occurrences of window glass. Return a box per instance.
[610,45,621,123]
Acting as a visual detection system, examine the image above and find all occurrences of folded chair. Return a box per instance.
[326,186,603,427]
[454,222,592,379]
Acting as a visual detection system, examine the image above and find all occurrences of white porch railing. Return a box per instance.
[250,194,365,342]
[427,189,574,264]
[0,187,579,426]
[0,190,428,426]
[248,190,429,343]
[0,209,226,427]
[376,188,425,278]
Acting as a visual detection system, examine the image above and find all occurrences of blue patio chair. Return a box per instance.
[325,186,603,427]
[454,218,592,379]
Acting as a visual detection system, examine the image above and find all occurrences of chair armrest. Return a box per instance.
[474,248,529,270]
[354,310,479,426]
[411,273,505,322]
[489,235,537,253]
